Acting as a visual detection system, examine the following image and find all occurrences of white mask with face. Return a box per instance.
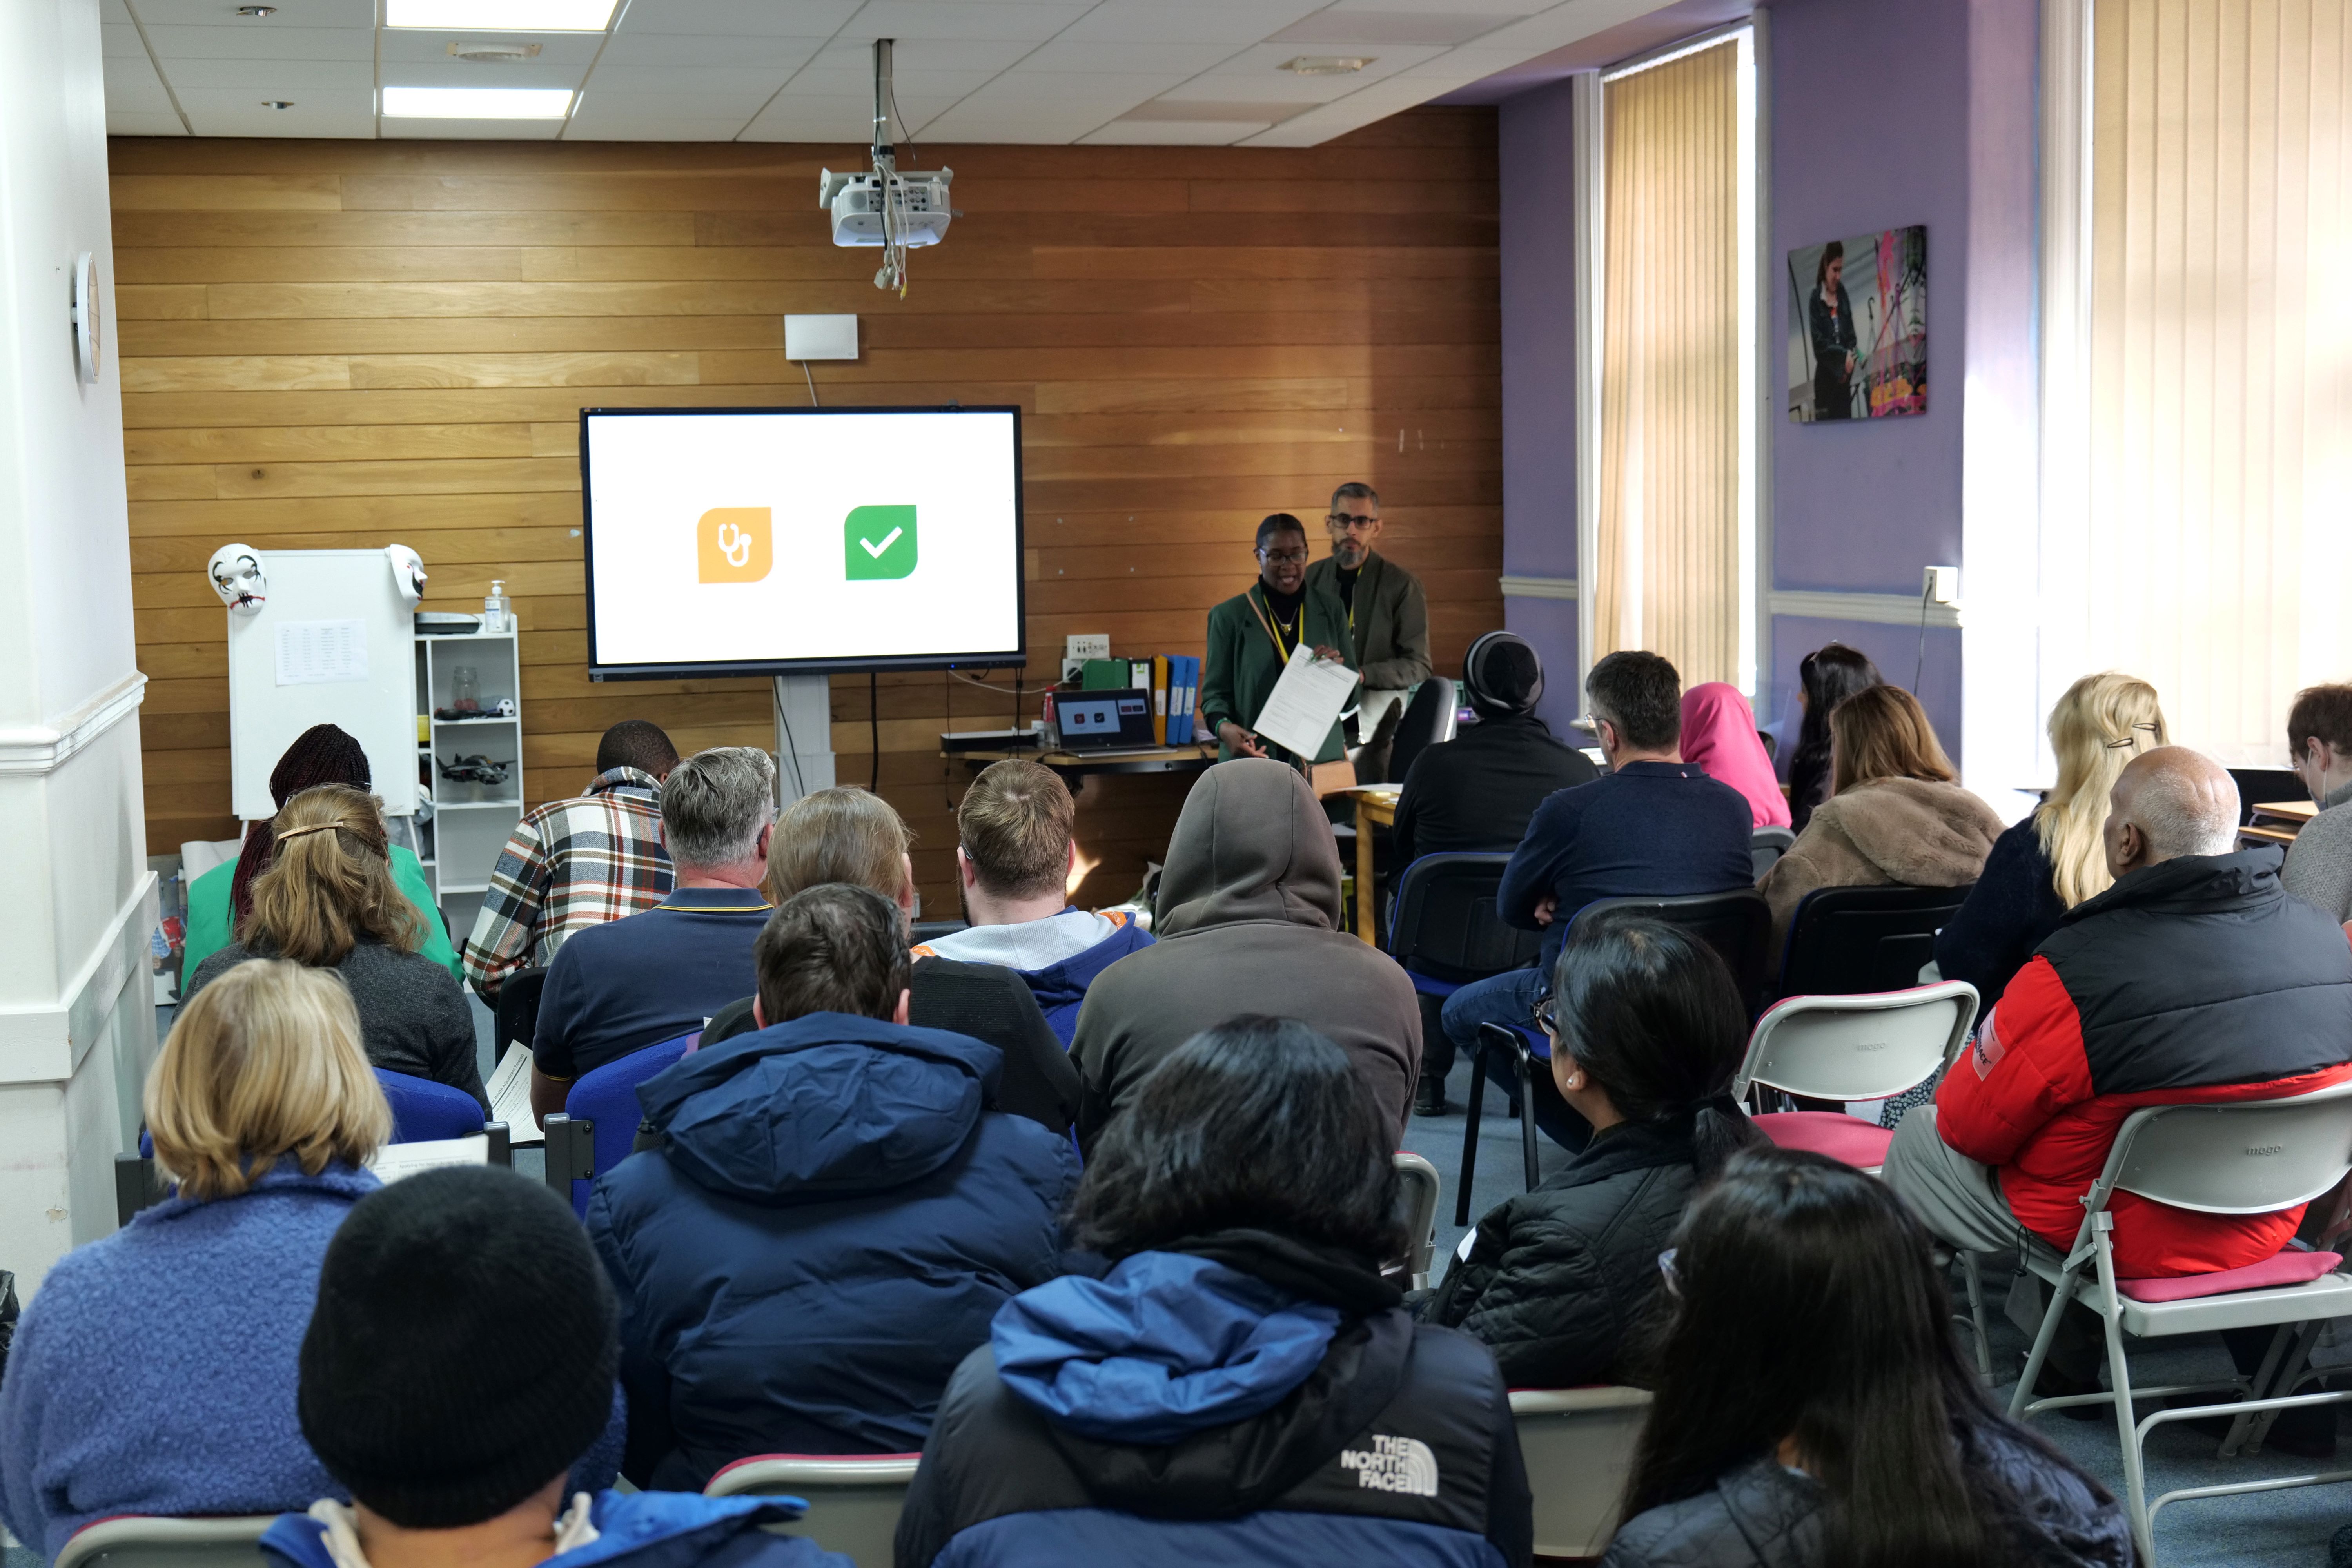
[385,543,427,608]
[207,544,267,615]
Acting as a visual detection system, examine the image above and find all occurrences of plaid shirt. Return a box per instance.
[461,767,673,999]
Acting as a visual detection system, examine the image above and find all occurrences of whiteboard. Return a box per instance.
[228,550,418,821]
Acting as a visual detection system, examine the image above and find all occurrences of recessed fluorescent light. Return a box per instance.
[381,86,575,118]
[1279,56,1375,75]
[385,0,617,31]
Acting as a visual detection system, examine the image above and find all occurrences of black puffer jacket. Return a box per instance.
[1424,1116,1699,1387]
[1599,1414,2132,1567]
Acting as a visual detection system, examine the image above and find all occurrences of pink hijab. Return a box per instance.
[1680,683,1791,828]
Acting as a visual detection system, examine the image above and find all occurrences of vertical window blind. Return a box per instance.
[1592,36,1748,688]
[2084,0,2350,763]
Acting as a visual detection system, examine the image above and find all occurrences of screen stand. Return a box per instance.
[772,675,838,808]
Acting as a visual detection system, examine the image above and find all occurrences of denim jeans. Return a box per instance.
[1438,965,1593,1154]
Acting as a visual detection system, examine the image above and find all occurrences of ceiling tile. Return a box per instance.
[175,87,375,134]
[564,115,754,140]
[1270,11,1521,45]
[103,59,178,113]
[591,31,827,67]
[129,0,374,25]
[614,0,862,36]
[835,1,1094,42]
[378,31,604,62]
[103,22,149,57]
[1013,38,1235,74]
[108,112,192,134]
[1055,3,1324,46]
[144,23,373,58]
[159,55,374,89]
[382,115,567,138]
[573,63,788,93]
[1080,119,1265,145]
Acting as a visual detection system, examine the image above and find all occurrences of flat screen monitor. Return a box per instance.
[580,405,1025,679]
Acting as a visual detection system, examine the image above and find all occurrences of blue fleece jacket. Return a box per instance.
[589,1014,1078,1489]
[0,1164,372,1557]
[260,1490,849,1568]
[917,912,1156,1045]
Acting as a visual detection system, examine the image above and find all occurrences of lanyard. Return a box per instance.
[1247,588,1299,663]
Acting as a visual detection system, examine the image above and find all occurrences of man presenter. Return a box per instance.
[1305,481,1430,737]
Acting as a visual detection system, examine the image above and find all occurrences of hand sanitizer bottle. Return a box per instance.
[484,579,510,633]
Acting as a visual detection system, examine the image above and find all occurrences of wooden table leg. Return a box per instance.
[1356,799,1376,945]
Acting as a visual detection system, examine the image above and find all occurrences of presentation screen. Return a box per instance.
[580,406,1024,679]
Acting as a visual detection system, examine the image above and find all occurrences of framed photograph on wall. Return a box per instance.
[1788,225,1926,422]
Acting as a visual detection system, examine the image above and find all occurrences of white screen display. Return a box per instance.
[582,408,1023,674]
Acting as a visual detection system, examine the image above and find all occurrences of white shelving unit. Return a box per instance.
[413,630,523,940]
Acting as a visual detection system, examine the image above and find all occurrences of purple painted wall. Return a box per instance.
[1498,76,1584,736]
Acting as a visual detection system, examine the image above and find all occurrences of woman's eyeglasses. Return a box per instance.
[1256,546,1310,565]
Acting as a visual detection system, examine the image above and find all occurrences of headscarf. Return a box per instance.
[1679,683,1791,829]
[229,724,375,926]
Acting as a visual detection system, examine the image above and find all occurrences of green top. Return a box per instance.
[1200,578,1357,765]
[180,846,459,989]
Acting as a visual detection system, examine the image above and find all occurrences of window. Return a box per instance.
[1579,28,1762,697]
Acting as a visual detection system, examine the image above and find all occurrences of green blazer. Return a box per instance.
[1305,550,1432,693]
[1200,579,1357,764]
[181,845,459,989]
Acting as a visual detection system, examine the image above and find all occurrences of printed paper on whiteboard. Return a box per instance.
[1250,644,1357,759]
[275,619,369,686]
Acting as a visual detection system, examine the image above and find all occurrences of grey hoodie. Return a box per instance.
[1068,759,1421,1152]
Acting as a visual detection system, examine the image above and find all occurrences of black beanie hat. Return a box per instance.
[1463,631,1544,720]
[298,1168,617,1529]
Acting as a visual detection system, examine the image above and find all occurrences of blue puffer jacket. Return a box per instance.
[261,1490,848,1568]
[587,1014,1079,1490]
[895,1239,1533,1568]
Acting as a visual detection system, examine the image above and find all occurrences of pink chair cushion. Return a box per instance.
[1753,1111,1895,1169]
[2116,1250,2344,1303]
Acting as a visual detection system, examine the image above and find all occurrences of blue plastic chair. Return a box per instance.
[375,1068,486,1144]
[547,1030,699,1216]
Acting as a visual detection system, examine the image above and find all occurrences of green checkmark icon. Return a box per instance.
[844,505,918,580]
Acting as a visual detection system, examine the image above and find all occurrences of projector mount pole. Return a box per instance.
[871,38,907,295]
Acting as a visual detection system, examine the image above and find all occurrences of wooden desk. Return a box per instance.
[2239,823,2300,849]
[1341,785,1400,945]
[942,743,1216,782]
[2252,799,2318,829]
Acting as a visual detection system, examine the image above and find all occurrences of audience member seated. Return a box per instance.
[700,786,1079,1134]
[1784,642,1882,835]
[1758,684,2003,972]
[264,1168,845,1568]
[1935,672,2166,1018]
[187,786,484,1109]
[895,1018,1533,1568]
[1424,915,1762,1387]
[590,884,1076,1487]
[912,759,1153,1044]
[463,719,679,1002]
[2283,682,2352,924]
[184,723,457,988]
[1395,632,1597,1115]
[1599,1147,2132,1568]
[1679,682,1791,830]
[1069,758,1421,1150]
[0,962,393,1556]
[530,748,775,1123]
[1885,747,2352,1415]
[1439,651,1751,1152]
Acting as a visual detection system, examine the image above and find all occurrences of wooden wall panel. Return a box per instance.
[113,111,1501,913]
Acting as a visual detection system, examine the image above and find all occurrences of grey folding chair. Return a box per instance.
[1508,1387,1652,1557]
[2005,1078,2352,1562]
[53,1515,275,1568]
[704,1454,920,1567]
[1392,1151,1441,1291]
[1731,981,1978,1174]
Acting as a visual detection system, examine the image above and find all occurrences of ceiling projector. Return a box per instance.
[818,167,954,249]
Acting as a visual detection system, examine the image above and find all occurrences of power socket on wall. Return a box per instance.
[1922,566,1961,606]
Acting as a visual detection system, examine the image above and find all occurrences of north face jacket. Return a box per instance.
[1424,1116,1701,1388]
[1935,847,2352,1276]
[261,1491,848,1568]
[895,1234,1533,1568]
[1598,1415,2131,1567]
[587,1015,1079,1488]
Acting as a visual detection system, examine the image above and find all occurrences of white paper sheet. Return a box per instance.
[367,1134,488,1183]
[486,1042,545,1147]
[274,618,369,686]
[1250,644,1358,759]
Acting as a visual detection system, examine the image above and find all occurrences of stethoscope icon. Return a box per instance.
[715,520,754,568]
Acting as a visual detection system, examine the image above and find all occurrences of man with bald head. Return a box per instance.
[1887,747,2352,1396]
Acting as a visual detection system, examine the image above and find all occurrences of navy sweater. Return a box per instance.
[1497,761,1756,966]
[1932,817,2069,1021]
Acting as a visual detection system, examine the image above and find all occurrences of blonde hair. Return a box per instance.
[958,759,1074,900]
[765,786,915,906]
[1829,685,1957,795]
[2035,672,2168,906]
[240,785,421,966]
[147,959,392,1201]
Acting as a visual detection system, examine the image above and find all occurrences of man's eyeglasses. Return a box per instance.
[1256,546,1310,565]
[1328,512,1378,528]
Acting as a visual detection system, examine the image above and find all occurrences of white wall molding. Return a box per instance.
[1769,590,1962,629]
[0,870,159,1084]
[1500,573,1579,601]
[0,671,147,776]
